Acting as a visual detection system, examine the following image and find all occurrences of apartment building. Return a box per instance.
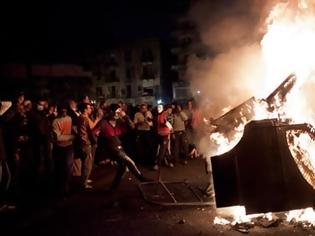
[91,38,170,105]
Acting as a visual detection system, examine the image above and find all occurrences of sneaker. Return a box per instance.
[152,164,159,171]
[169,163,175,168]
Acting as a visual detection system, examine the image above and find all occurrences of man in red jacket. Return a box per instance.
[97,104,150,190]
[154,104,173,170]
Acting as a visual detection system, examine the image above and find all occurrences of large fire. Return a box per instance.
[209,0,315,227]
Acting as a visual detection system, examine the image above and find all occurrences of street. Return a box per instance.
[0,158,312,236]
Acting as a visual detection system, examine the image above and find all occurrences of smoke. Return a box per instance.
[186,0,279,117]
[186,0,315,157]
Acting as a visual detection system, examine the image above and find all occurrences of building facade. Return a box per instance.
[91,38,169,106]
[170,15,208,101]
[0,64,93,101]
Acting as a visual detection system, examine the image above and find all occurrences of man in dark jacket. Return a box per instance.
[77,103,102,189]
[97,104,150,190]
[32,98,53,183]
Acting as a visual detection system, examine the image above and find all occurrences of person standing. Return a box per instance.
[154,104,173,170]
[68,99,80,126]
[77,103,102,189]
[134,103,154,165]
[67,99,81,178]
[172,104,188,165]
[185,100,201,159]
[52,103,74,195]
[32,98,53,185]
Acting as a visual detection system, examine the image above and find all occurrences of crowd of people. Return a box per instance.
[0,92,206,204]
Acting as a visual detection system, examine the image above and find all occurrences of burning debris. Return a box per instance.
[287,128,315,190]
[208,75,315,226]
[208,33,315,235]
[209,73,298,156]
[204,1,315,229]
[186,0,315,231]
[213,206,315,233]
[264,73,297,113]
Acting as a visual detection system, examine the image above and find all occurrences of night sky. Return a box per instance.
[0,0,190,63]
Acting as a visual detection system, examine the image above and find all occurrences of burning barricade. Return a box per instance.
[204,1,315,231]
[209,74,315,232]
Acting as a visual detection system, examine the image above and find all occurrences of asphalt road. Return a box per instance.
[0,158,313,236]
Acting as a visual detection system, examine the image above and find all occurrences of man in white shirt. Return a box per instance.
[52,104,74,195]
[133,103,154,166]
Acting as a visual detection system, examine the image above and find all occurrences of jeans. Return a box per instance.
[135,130,154,165]
[80,144,93,186]
[156,135,170,165]
[110,146,144,189]
[172,131,188,162]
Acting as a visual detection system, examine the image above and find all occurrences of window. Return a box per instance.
[96,87,103,96]
[96,66,102,80]
[106,69,119,82]
[143,87,154,96]
[109,53,118,66]
[121,88,126,96]
[125,50,132,63]
[137,86,142,96]
[125,66,134,81]
[106,86,116,98]
[142,65,155,80]
[127,85,132,98]
[126,67,131,80]
[112,86,116,97]
[110,86,116,98]
[141,48,154,62]
[110,70,116,81]
[175,87,190,98]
